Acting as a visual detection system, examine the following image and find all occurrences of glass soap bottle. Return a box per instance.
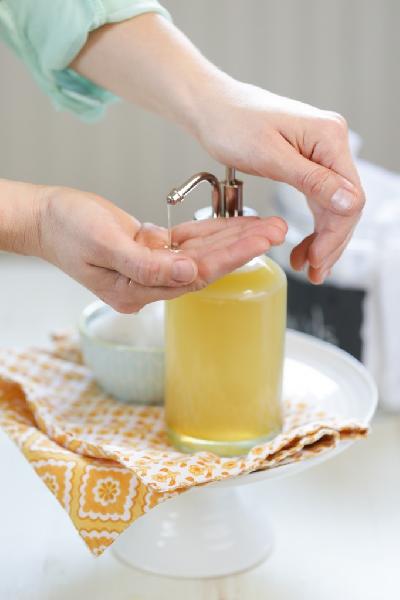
[165,168,287,456]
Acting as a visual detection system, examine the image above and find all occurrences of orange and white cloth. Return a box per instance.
[0,335,368,556]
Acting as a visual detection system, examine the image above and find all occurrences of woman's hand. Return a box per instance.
[193,82,365,284]
[72,14,364,285]
[36,186,287,312]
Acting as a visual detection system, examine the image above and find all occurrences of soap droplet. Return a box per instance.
[163,243,181,253]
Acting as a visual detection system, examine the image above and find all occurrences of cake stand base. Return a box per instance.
[112,331,378,579]
[112,485,274,579]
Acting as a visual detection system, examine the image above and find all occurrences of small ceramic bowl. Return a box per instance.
[79,301,165,405]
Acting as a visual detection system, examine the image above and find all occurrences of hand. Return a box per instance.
[37,186,287,312]
[71,15,363,284]
[194,81,365,284]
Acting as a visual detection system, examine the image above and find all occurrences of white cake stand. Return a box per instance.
[112,331,377,578]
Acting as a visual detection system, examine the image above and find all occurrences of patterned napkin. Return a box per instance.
[0,334,368,556]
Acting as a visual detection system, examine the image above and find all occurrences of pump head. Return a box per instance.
[167,167,244,218]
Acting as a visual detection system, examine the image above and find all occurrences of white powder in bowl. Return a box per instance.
[89,301,165,349]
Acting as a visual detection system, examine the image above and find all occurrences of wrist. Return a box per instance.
[184,73,250,158]
[181,67,236,139]
[0,179,49,257]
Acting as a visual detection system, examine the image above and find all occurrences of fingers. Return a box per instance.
[294,229,352,285]
[134,222,168,248]
[173,216,287,248]
[181,217,287,255]
[271,130,364,282]
[175,218,259,250]
[86,265,195,313]
[179,217,287,283]
[111,240,198,287]
[308,230,353,284]
[278,141,363,276]
[133,216,286,250]
[173,215,260,238]
[318,230,353,272]
[109,217,287,290]
[275,140,365,219]
[111,275,196,313]
[193,234,275,284]
[112,234,273,312]
[90,219,287,312]
[307,215,356,268]
[290,233,316,272]
[291,212,356,273]
[172,215,261,244]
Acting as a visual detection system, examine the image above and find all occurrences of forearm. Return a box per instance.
[70,13,230,137]
[0,179,45,256]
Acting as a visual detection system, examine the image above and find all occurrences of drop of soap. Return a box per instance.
[163,244,181,253]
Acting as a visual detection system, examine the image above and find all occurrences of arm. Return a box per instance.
[72,14,222,132]
[0,179,44,256]
[72,14,365,284]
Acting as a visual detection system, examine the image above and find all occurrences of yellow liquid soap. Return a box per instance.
[165,255,287,456]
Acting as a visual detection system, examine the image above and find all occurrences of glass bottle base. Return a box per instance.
[167,427,281,457]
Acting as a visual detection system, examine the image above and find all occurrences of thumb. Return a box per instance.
[112,241,198,287]
[270,141,363,217]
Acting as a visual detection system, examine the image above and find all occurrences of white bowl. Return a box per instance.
[79,301,165,405]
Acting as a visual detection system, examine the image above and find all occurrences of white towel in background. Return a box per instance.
[377,214,400,411]
[362,202,400,411]
[379,242,400,411]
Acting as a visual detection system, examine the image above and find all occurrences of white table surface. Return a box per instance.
[0,254,399,600]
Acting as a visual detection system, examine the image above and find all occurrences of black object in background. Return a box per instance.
[286,273,365,361]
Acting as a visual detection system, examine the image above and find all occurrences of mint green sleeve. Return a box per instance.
[0,0,172,120]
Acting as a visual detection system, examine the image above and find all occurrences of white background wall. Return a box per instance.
[0,0,399,225]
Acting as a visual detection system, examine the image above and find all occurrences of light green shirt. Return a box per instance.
[0,0,171,120]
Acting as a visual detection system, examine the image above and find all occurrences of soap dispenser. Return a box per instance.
[165,168,287,456]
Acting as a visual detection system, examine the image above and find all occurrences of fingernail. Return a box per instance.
[172,259,196,283]
[330,188,355,213]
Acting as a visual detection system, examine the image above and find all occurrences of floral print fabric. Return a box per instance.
[0,336,368,555]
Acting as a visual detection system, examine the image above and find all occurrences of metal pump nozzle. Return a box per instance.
[167,172,222,216]
[166,167,244,217]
